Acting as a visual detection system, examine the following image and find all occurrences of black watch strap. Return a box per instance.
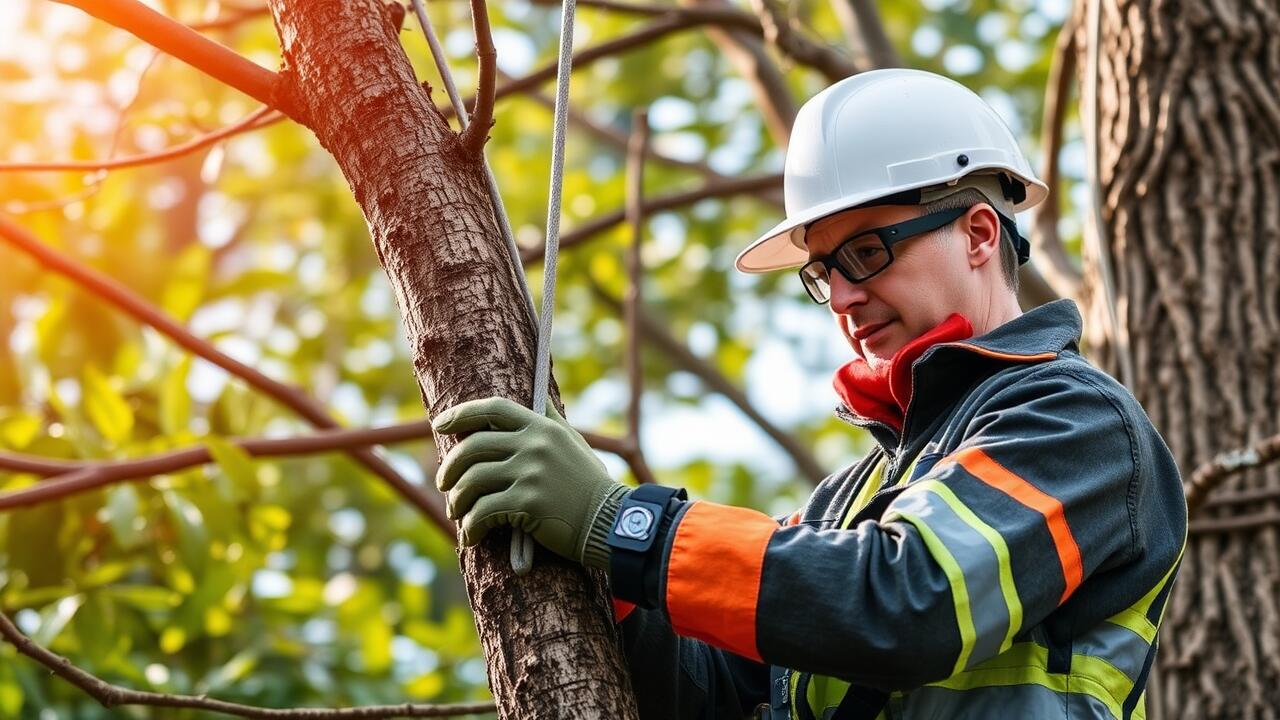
[608,484,687,605]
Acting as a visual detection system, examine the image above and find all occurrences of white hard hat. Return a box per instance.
[736,68,1048,273]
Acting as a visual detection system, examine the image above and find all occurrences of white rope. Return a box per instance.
[1084,0,1134,390]
[410,0,577,575]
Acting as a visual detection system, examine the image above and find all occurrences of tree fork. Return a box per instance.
[265,0,639,717]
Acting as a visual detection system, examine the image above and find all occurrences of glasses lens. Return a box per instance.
[800,261,831,303]
[834,233,890,279]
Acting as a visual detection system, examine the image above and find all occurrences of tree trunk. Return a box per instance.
[1080,0,1280,716]
[264,1,640,717]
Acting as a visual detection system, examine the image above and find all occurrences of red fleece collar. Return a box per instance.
[832,313,974,432]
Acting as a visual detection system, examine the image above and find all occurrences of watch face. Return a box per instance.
[615,506,655,540]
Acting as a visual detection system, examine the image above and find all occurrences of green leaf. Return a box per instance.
[198,649,259,693]
[104,485,144,549]
[83,365,133,444]
[100,585,183,612]
[160,357,193,436]
[32,594,84,646]
[163,490,209,577]
[0,413,41,449]
[160,243,211,321]
[205,436,259,498]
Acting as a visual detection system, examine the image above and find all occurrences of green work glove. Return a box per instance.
[432,396,629,569]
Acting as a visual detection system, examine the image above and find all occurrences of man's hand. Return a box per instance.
[432,396,629,568]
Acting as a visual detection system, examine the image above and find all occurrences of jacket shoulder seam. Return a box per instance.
[1010,362,1142,564]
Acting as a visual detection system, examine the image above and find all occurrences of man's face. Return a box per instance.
[805,204,976,372]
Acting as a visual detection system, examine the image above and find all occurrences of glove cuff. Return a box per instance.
[581,484,630,570]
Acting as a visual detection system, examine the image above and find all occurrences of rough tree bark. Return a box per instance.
[263,1,639,717]
[1078,0,1280,716]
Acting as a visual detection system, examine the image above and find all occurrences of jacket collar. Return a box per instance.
[835,299,1083,448]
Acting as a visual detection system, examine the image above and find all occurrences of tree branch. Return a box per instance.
[453,5,850,121]
[457,0,498,155]
[0,216,448,532]
[53,0,282,112]
[748,0,860,82]
[0,108,284,173]
[1031,8,1084,300]
[0,422,433,511]
[679,0,796,149]
[1185,433,1280,515]
[0,417,643,510]
[520,173,782,263]
[589,281,827,485]
[830,0,901,69]
[0,610,493,719]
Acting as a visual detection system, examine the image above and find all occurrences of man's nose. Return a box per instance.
[828,270,869,312]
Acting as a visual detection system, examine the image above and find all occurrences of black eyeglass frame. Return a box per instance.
[798,206,970,304]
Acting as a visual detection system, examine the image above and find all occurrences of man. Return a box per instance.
[432,69,1187,719]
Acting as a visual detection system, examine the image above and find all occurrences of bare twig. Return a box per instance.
[830,0,901,69]
[1185,433,1280,515]
[0,610,493,719]
[190,5,271,31]
[0,422,434,511]
[457,0,498,155]
[625,109,650,457]
[1031,7,1084,300]
[521,173,783,263]
[53,0,281,111]
[452,6,851,120]
[0,419,649,510]
[589,281,827,485]
[748,0,860,81]
[680,0,796,149]
[0,108,284,173]
[1189,511,1280,535]
[580,431,657,485]
[0,216,449,532]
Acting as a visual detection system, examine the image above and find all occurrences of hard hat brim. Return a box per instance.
[735,167,1049,274]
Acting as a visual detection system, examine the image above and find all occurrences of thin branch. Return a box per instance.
[1189,511,1280,535]
[1185,433,1280,515]
[520,173,782,264]
[53,0,282,112]
[0,610,493,719]
[0,108,284,173]
[0,216,449,532]
[589,281,827,485]
[501,71,784,209]
[189,5,271,31]
[830,0,901,69]
[748,0,860,82]
[0,422,434,511]
[457,0,498,155]
[450,6,851,120]
[625,109,649,452]
[579,431,657,485]
[1031,7,1085,300]
[0,418,651,510]
[682,0,796,149]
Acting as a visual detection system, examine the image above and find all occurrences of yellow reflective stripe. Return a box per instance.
[840,457,887,530]
[884,506,976,675]
[1106,607,1156,645]
[928,641,1133,720]
[917,480,1024,655]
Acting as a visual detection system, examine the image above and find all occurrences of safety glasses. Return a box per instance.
[798,206,969,304]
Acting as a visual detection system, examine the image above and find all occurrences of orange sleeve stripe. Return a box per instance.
[666,501,777,662]
[948,447,1084,605]
[613,599,636,623]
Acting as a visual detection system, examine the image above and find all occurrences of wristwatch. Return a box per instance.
[607,484,687,604]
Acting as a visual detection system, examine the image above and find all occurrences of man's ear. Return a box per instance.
[961,203,1002,270]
